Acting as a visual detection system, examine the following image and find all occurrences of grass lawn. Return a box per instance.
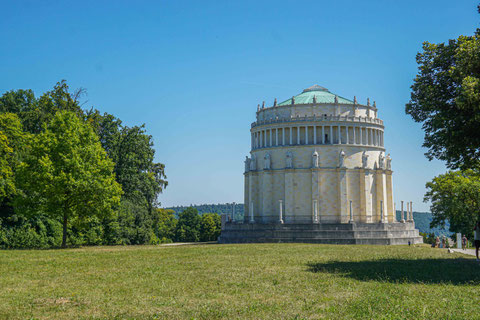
[0,243,479,319]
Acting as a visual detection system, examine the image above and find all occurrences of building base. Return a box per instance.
[218,222,423,245]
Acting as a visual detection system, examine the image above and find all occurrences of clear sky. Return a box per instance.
[1,0,478,212]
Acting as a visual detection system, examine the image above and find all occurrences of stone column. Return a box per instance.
[305,126,309,145]
[312,169,319,223]
[330,126,333,144]
[262,171,272,223]
[248,172,256,223]
[249,201,255,223]
[276,128,278,146]
[337,126,341,144]
[338,167,349,223]
[289,127,293,145]
[346,126,349,144]
[380,200,384,223]
[278,200,284,224]
[322,126,325,144]
[375,169,388,223]
[297,126,300,145]
[282,127,285,145]
[353,126,356,145]
[366,128,369,145]
[409,201,414,221]
[401,201,405,223]
[359,169,372,223]
[269,129,272,147]
[314,126,317,144]
[386,170,395,222]
[349,200,354,223]
[284,170,294,224]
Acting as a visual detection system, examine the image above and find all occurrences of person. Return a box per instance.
[435,236,440,248]
[462,235,468,250]
[474,221,480,262]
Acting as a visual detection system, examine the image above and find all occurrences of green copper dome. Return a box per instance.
[277,85,354,106]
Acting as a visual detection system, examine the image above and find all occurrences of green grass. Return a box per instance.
[0,243,479,319]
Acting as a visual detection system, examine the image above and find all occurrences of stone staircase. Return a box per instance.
[218,222,423,245]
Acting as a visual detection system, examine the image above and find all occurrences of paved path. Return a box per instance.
[451,248,476,257]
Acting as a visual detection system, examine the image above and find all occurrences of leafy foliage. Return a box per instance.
[14,111,122,247]
[199,213,221,241]
[175,207,201,242]
[424,170,480,239]
[406,30,480,169]
[0,81,170,248]
[155,208,177,243]
[0,113,26,201]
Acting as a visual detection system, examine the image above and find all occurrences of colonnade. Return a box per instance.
[252,125,384,149]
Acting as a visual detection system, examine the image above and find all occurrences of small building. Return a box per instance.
[219,85,422,244]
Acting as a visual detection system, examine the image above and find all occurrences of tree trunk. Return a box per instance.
[62,212,68,248]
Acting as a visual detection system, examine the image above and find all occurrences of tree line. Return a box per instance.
[0,81,219,248]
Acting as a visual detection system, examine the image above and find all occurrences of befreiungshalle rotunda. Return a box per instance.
[219,85,422,245]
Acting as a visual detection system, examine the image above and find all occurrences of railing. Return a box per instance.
[251,114,383,128]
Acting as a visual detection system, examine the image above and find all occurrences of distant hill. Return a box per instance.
[165,204,450,236]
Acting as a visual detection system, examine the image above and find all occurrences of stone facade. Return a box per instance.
[244,85,392,224]
[220,85,422,245]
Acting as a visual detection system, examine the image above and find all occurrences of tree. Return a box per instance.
[0,81,84,134]
[406,18,480,170]
[200,213,221,242]
[0,113,26,201]
[175,207,201,242]
[155,208,177,242]
[424,170,480,238]
[14,111,122,247]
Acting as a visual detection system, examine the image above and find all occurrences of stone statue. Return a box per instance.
[339,150,346,168]
[312,150,319,168]
[249,155,256,171]
[386,153,392,170]
[286,151,293,169]
[362,151,369,169]
[379,152,385,170]
[264,153,271,170]
[244,156,250,172]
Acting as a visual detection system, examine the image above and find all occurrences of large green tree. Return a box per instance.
[406,17,480,170]
[87,110,168,244]
[424,170,480,238]
[0,113,26,201]
[199,213,221,242]
[155,208,177,242]
[14,111,122,247]
[175,207,201,242]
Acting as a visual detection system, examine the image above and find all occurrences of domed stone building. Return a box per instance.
[219,85,422,244]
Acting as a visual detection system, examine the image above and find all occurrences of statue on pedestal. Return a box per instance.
[286,151,293,169]
[362,151,369,169]
[264,153,271,170]
[339,150,346,168]
[249,155,256,171]
[244,156,251,172]
[379,152,385,170]
[312,150,319,168]
[386,153,392,170]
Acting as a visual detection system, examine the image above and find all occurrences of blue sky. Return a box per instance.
[1,0,478,211]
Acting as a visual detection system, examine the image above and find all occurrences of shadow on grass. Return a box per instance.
[307,258,480,284]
